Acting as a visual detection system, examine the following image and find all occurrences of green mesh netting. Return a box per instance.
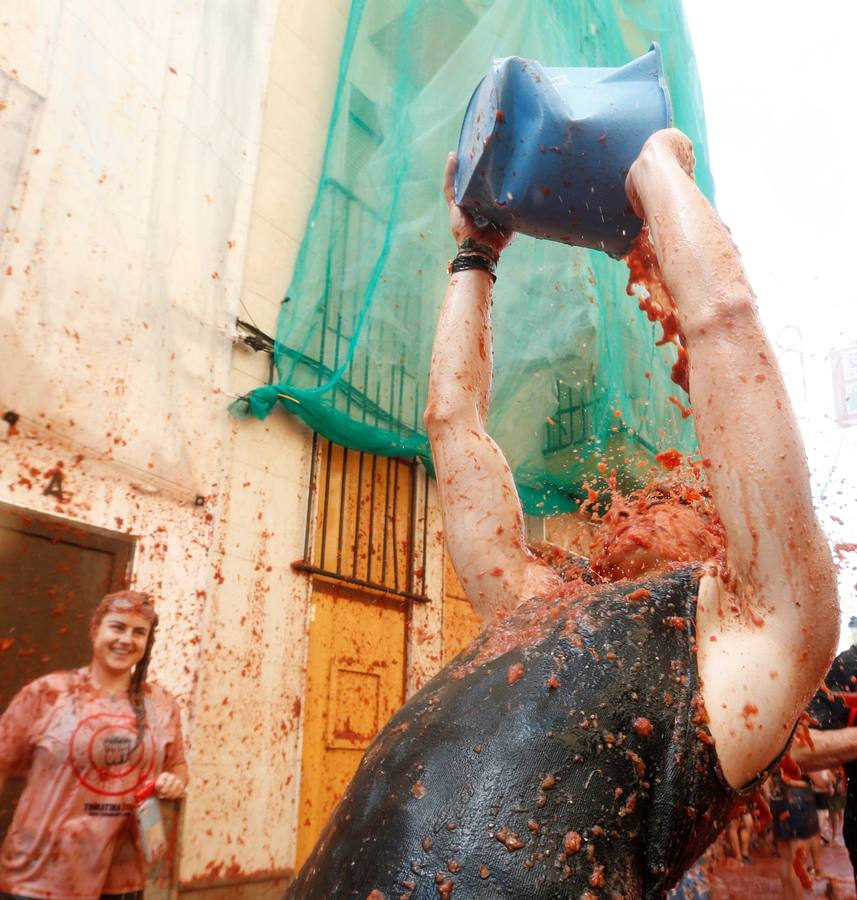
[232,0,713,515]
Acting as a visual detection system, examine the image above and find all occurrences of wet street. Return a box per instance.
[713,844,856,899]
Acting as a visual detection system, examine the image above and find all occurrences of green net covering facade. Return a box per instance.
[233,0,713,515]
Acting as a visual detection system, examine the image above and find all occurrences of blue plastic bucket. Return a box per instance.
[454,44,672,258]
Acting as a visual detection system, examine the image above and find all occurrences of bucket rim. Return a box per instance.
[649,41,674,127]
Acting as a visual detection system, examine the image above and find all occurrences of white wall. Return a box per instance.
[0,0,286,886]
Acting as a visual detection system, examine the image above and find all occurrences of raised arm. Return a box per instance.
[626,130,838,786]
[425,156,560,619]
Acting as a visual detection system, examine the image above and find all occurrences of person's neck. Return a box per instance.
[88,661,132,695]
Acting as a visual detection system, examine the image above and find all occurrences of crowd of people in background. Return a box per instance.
[669,764,848,899]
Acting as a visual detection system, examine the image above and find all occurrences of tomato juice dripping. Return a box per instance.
[439,228,769,710]
[624,228,690,396]
[633,717,653,738]
[506,662,525,685]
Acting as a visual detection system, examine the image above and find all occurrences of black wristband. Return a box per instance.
[457,237,499,264]
[448,252,496,282]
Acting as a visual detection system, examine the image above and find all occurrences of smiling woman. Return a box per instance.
[0,591,187,900]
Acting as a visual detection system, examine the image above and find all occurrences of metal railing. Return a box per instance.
[279,178,426,444]
[543,377,598,453]
[293,434,429,603]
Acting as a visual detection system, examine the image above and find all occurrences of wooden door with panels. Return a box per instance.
[0,502,135,707]
[295,438,430,866]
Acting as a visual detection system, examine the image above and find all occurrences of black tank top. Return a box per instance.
[288,565,742,899]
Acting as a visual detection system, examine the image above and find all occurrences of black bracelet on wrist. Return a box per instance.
[457,237,499,264]
[448,252,497,282]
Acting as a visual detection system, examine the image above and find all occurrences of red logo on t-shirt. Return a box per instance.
[68,713,155,797]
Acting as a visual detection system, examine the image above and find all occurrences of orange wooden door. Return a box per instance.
[296,442,414,867]
[295,582,406,866]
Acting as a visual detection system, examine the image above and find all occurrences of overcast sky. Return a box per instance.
[683,1,857,641]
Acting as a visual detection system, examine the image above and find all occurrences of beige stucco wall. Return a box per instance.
[0,428,215,709]
[0,0,279,740]
[0,0,293,888]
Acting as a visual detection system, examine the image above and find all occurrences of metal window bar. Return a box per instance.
[380,455,391,586]
[543,377,598,454]
[277,345,422,441]
[335,445,348,573]
[390,456,400,590]
[281,177,426,442]
[417,465,429,596]
[366,452,378,584]
[294,436,429,603]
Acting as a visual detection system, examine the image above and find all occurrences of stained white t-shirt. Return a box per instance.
[0,667,185,899]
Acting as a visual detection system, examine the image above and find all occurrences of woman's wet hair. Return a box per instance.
[588,476,726,579]
[92,590,158,750]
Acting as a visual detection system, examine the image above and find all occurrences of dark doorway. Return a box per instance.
[0,501,134,840]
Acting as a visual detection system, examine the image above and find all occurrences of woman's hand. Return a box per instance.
[155,770,186,800]
[443,153,513,257]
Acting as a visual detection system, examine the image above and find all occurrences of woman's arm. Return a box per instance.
[626,130,838,788]
[628,133,836,643]
[0,680,43,785]
[792,730,857,772]
[425,156,560,619]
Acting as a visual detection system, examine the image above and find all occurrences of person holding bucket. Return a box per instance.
[0,590,187,900]
[287,129,839,900]
[286,124,836,897]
